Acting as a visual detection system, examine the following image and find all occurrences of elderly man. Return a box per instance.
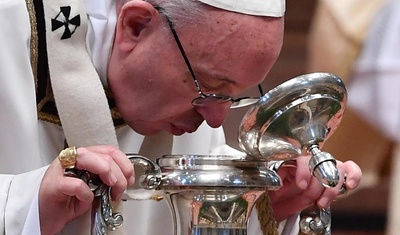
[0,0,361,234]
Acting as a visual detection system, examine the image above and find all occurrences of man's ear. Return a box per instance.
[114,1,159,52]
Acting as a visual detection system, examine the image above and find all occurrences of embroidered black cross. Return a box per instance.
[51,6,81,40]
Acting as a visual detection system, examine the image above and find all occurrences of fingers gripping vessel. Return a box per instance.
[93,73,347,235]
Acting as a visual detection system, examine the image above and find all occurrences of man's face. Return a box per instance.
[108,5,284,136]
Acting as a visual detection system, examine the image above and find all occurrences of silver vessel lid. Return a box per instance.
[238,72,347,161]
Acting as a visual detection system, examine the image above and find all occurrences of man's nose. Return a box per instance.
[195,103,231,128]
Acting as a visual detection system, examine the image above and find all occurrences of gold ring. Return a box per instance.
[58,146,78,169]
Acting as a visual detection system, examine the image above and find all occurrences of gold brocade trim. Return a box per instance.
[105,88,126,129]
[25,0,124,128]
[37,90,61,125]
[25,0,38,90]
[37,80,61,125]
[25,0,61,125]
[255,192,279,235]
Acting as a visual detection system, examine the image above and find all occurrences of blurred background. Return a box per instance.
[223,0,392,234]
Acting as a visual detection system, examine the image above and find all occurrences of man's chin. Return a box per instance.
[129,123,196,136]
[138,128,186,136]
[129,124,161,136]
[169,125,186,136]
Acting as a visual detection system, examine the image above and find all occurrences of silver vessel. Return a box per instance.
[153,155,280,235]
[90,72,347,235]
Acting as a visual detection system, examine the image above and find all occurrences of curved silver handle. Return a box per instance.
[127,154,162,189]
[65,169,123,235]
[297,145,338,235]
[69,155,163,235]
[300,206,331,235]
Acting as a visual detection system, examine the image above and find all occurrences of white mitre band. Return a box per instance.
[198,0,285,17]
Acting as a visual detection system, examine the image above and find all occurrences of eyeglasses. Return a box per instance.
[155,6,263,109]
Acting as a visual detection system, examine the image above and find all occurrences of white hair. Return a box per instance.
[118,0,208,28]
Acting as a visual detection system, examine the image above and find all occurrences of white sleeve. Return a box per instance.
[0,175,14,234]
[247,208,300,235]
[207,126,245,155]
[2,167,47,235]
[172,124,228,155]
[278,214,300,235]
[21,193,41,235]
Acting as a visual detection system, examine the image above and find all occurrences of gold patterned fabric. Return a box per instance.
[255,192,279,235]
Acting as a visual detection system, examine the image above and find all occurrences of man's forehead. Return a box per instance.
[197,0,285,17]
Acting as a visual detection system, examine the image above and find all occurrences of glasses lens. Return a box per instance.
[192,96,231,107]
[192,96,260,108]
[230,98,259,109]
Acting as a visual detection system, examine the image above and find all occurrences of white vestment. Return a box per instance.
[0,0,298,234]
[348,0,400,142]
[347,1,400,234]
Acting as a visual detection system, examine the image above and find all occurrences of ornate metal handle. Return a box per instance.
[127,154,162,190]
[300,206,331,235]
[67,154,163,235]
[269,156,336,235]
[65,169,123,235]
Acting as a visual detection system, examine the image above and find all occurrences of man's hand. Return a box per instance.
[38,145,135,235]
[268,155,362,222]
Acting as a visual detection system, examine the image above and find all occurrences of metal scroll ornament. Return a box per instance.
[91,72,347,235]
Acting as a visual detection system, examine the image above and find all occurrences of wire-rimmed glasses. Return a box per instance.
[155,6,264,109]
